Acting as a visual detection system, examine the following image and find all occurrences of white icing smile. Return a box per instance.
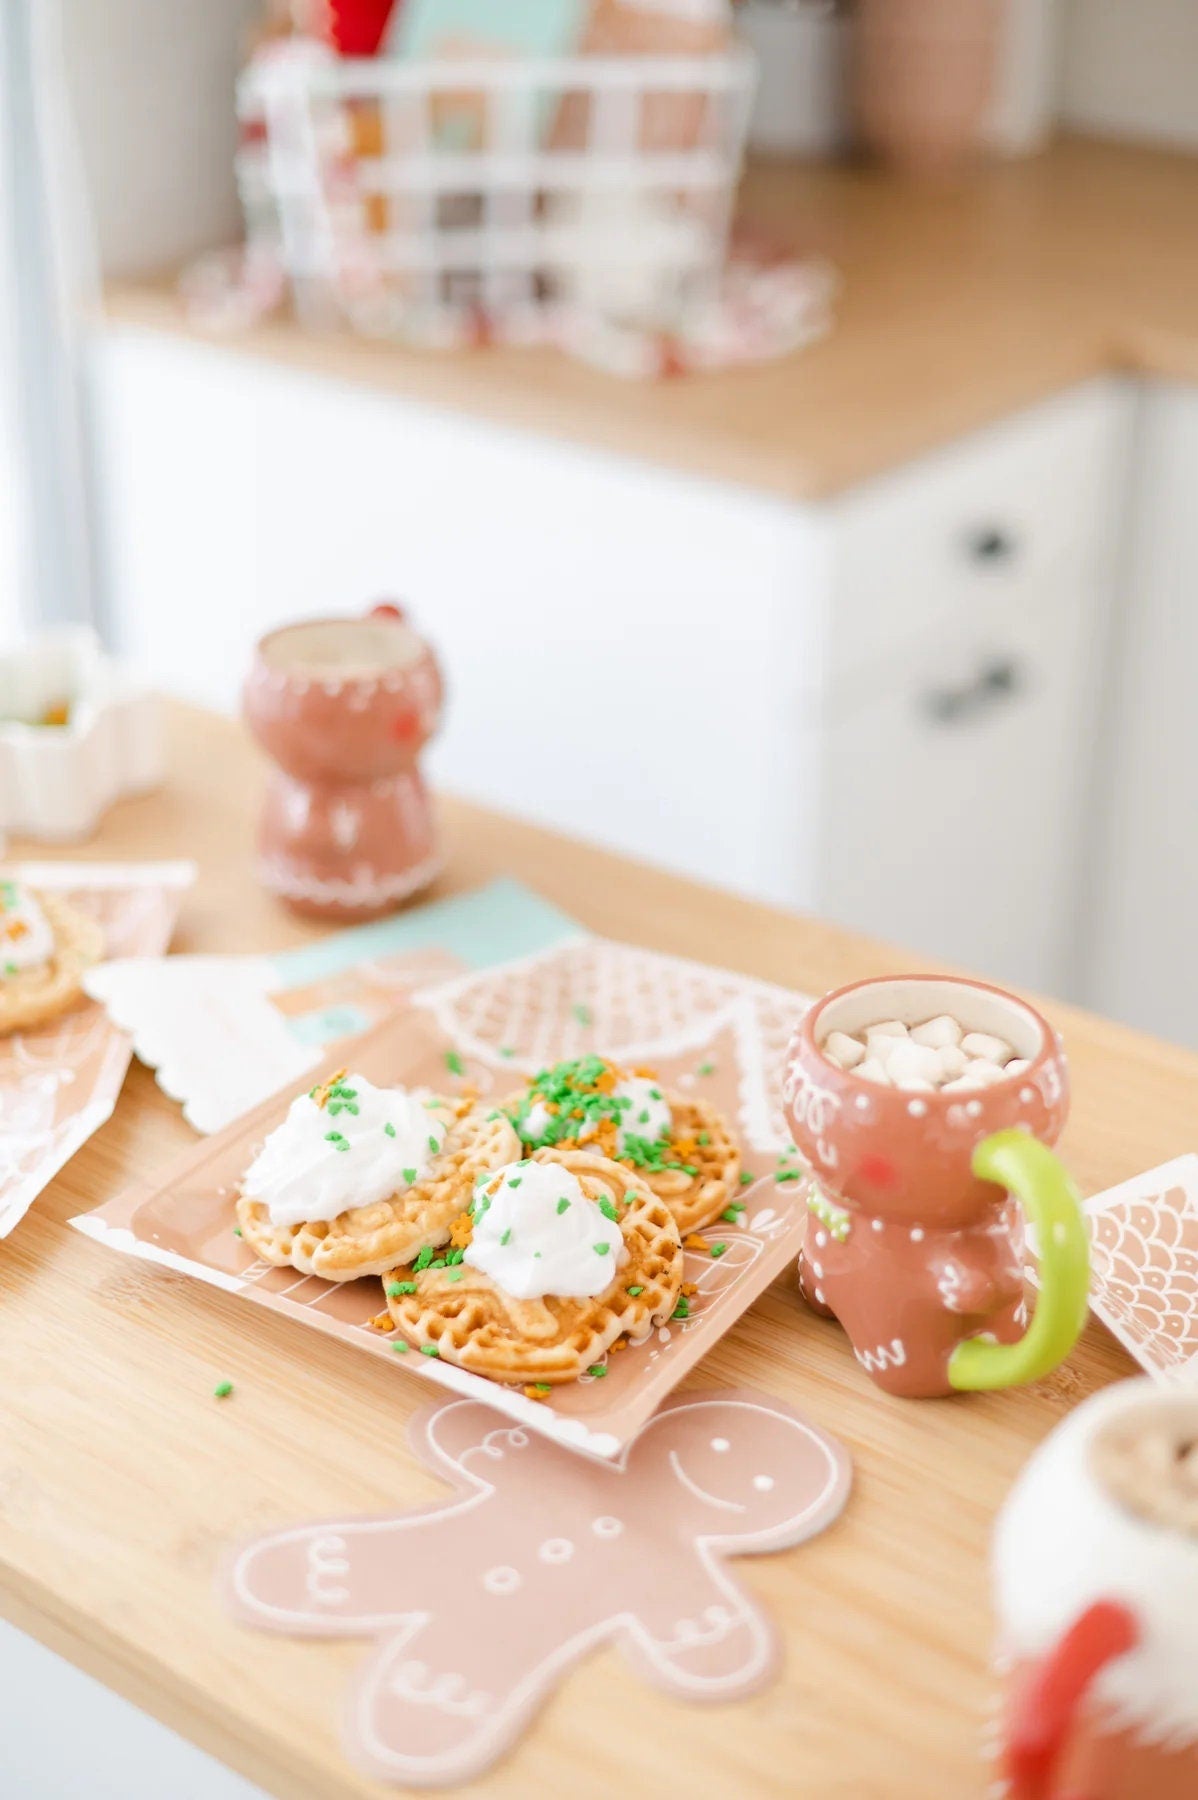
[0,881,55,979]
[242,1072,446,1229]
[465,1159,627,1301]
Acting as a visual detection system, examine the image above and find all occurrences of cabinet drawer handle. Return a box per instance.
[965,525,1018,565]
[922,657,1024,724]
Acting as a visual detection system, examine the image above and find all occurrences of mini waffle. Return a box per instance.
[0,893,104,1037]
[381,1148,683,1384]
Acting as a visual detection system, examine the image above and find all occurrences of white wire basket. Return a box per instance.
[236,42,757,341]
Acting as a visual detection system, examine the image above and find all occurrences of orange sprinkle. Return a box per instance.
[557,1136,579,1151]
[369,1310,393,1332]
[571,1107,585,1120]
[449,1212,474,1249]
[681,1282,698,1298]
[523,1384,551,1403]
[684,1235,711,1253]
[632,1065,659,1080]
[610,1335,629,1352]
[4,919,29,942]
[594,1068,616,1095]
[311,1067,349,1110]
[673,1137,698,1160]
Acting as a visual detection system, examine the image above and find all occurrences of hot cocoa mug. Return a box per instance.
[993,1380,1198,1799]
[782,974,1089,1398]
[244,607,443,921]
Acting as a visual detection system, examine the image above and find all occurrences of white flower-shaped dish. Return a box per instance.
[0,628,163,839]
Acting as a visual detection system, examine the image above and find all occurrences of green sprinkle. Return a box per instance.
[233,1226,242,1238]
[639,1109,650,1123]
[508,1177,523,1188]
[722,1205,745,1223]
[624,1191,638,1205]
[534,1250,541,1258]
[446,1268,463,1282]
[403,1167,417,1185]
[487,1109,501,1120]
[533,1383,552,1394]
[413,1245,435,1272]
[428,1257,447,1271]
[573,1003,592,1026]
[388,1280,417,1296]
[445,1247,465,1265]
[709,1242,728,1258]
[324,1131,349,1151]
[500,1228,512,1246]
[445,1050,464,1076]
[776,1170,803,1183]
[556,1197,571,1214]
[4,962,15,977]
[627,1285,644,1296]
[213,1380,233,1399]
[391,1340,408,1353]
[499,1045,515,1058]
[384,1122,396,1138]
[672,1297,690,1320]
[586,1364,607,1378]
[428,1135,439,1152]
[739,1171,754,1186]
[649,1088,662,1101]
[697,1132,710,1147]
[420,1344,440,1357]
[697,1061,715,1077]
[594,1241,610,1256]
[598,1196,619,1222]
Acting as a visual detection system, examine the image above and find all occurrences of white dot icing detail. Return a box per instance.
[592,1516,623,1539]
[910,1227,925,1243]
[907,1098,928,1117]
[538,1538,574,1565]
[1020,1087,1034,1103]
[967,1100,984,1117]
[753,1475,775,1492]
[482,1565,521,1595]
[710,1437,731,1452]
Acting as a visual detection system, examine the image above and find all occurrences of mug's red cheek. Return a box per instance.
[391,711,419,743]
[858,1151,898,1189]
[370,601,405,622]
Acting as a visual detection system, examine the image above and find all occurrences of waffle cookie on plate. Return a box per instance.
[503,1055,739,1235]
[236,1070,520,1280]
[0,879,104,1036]
[382,1148,683,1385]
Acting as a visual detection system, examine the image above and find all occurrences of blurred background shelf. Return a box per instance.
[101,137,1198,500]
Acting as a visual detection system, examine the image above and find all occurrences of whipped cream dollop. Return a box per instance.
[242,1073,446,1229]
[0,881,55,979]
[465,1159,627,1300]
[612,1075,670,1152]
[517,1070,672,1155]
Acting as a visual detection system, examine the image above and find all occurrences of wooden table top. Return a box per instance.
[105,135,1198,501]
[4,702,1195,1800]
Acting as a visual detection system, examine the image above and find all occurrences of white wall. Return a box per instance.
[62,0,259,277]
[1058,0,1198,150]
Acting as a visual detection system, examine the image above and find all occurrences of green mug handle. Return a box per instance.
[948,1127,1090,1392]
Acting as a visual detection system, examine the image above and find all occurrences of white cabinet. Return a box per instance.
[816,380,1132,993]
[90,326,1129,997]
[1087,379,1198,1046]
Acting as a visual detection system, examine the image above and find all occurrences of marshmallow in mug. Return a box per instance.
[821,1015,1032,1093]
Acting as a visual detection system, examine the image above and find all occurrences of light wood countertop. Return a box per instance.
[2,702,1196,1798]
[104,135,1198,500]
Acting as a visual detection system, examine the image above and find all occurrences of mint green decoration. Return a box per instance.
[948,1129,1090,1392]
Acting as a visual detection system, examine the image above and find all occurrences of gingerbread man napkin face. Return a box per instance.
[224,1389,852,1786]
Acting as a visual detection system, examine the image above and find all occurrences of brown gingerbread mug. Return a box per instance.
[782,975,1090,1398]
[993,1380,1198,1799]
[244,607,443,921]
